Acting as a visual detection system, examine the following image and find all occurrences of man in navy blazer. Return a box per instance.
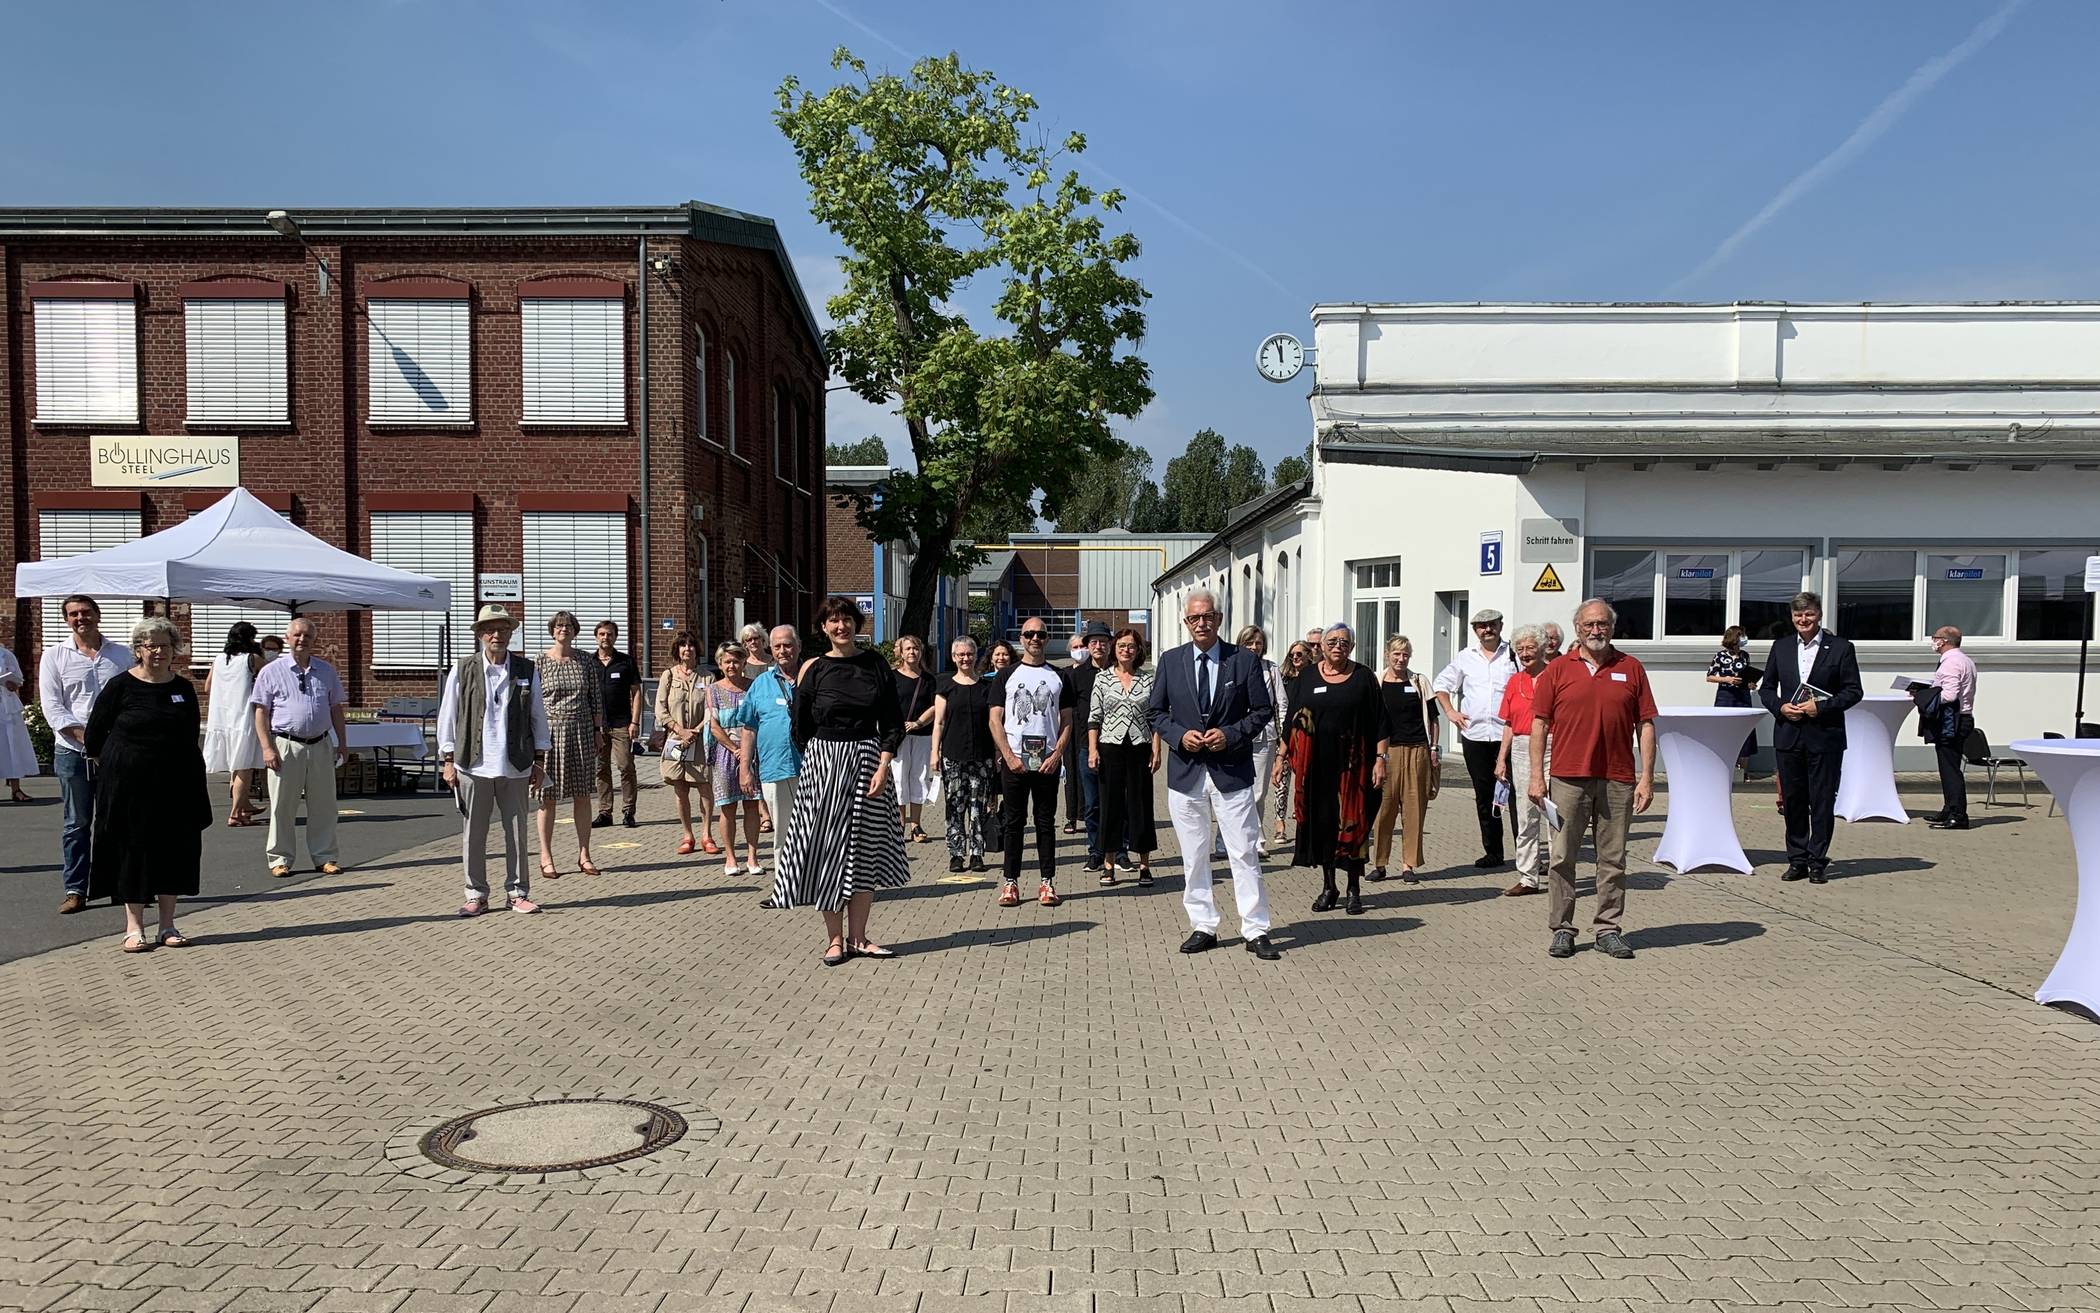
[1148,589,1280,959]
[1760,590,1863,883]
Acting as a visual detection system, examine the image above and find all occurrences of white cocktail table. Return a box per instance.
[2016,738,2100,1015]
[1653,707,1765,874]
[1836,693,1914,824]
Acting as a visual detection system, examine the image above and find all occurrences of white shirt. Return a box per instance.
[1795,632,1823,691]
[437,655,552,780]
[39,637,135,752]
[1432,643,1516,743]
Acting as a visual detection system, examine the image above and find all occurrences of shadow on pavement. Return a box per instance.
[1743,851,1937,879]
[886,919,1099,955]
[555,885,740,911]
[185,913,458,947]
[1625,920,1767,951]
[1272,915,1425,949]
[188,880,393,906]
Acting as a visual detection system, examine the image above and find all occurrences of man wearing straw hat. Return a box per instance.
[438,605,551,915]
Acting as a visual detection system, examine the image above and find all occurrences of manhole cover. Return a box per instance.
[418,1098,687,1174]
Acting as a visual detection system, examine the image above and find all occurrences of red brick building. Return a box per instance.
[1,204,826,702]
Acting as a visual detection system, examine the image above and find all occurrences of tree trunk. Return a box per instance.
[897,525,954,649]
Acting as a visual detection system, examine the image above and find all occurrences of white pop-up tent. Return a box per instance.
[13,487,452,615]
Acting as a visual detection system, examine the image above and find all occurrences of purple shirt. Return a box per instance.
[1934,646,1977,714]
[249,654,347,739]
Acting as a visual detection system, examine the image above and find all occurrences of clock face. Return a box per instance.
[1256,333,1304,383]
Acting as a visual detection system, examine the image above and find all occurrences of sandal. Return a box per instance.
[851,939,896,959]
[676,836,696,856]
[539,862,561,881]
[1137,865,1153,885]
[576,857,601,877]
[700,836,721,855]
[1099,868,1117,887]
[121,932,152,954]
[908,825,930,844]
[759,817,774,834]
[158,928,189,948]
[822,939,850,967]
[9,787,32,803]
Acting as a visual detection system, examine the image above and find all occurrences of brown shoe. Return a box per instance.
[1502,880,1543,897]
[58,893,85,915]
[270,865,292,879]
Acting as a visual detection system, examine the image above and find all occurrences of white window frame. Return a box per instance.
[1346,556,1404,660]
[2014,547,2100,643]
[1586,545,1813,643]
[368,512,476,669]
[520,296,625,426]
[1832,546,2029,644]
[184,294,289,425]
[367,297,473,427]
[37,510,143,639]
[522,512,630,646]
[33,296,139,426]
[695,327,716,446]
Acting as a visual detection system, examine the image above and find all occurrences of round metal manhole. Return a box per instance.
[418,1098,687,1174]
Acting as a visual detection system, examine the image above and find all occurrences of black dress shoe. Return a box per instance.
[622,812,639,829]
[590,813,613,829]
[1809,868,1828,884]
[1781,865,1808,882]
[968,855,986,871]
[1929,816,1970,830]
[1245,934,1281,960]
[1311,887,1339,913]
[1474,855,1507,869]
[1345,889,1364,915]
[1920,810,1949,825]
[1179,930,1218,954]
[1366,867,1387,882]
[949,856,964,873]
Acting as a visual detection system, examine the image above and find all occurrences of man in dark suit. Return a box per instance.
[1760,590,1863,883]
[1147,590,1280,959]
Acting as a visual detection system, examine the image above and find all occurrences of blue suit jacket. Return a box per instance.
[1759,629,1864,752]
[1147,640,1274,794]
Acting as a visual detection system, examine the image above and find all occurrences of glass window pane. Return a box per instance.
[2018,549,2096,641]
[1356,565,1372,590]
[1738,549,1805,642]
[1355,601,1374,650]
[1835,550,1915,640]
[1924,553,2005,638]
[1591,549,1655,640]
[1384,599,1401,651]
[1664,553,1728,636]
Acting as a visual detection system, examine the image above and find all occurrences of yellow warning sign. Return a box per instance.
[1533,563,1565,593]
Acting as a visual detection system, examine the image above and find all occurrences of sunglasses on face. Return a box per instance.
[1185,614,1218,626]
[1020,631,1047,640]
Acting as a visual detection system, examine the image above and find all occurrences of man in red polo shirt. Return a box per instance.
[1526,597,1657,961]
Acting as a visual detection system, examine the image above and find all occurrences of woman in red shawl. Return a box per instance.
[1274,622,1388,914]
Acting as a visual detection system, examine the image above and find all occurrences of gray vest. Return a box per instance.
[452,653,536,773]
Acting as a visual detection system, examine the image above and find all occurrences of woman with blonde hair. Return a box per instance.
[889,634,937,841]
[708,640,763,879]
[535,611,605,880]
[1370,633,1439,883]
[1235,625,1288,857]
[655,629,718,856]
[1270,639,1314,845]
[85,616,210,951]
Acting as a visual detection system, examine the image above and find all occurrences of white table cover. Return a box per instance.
[2016,739,2100,1015]
[342,722,428,757]
[1836,694,1914,824]
[1652,707,1765,875]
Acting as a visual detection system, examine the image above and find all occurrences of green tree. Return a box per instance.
[825,435,890,466]
[1051,447,1153,532]
[1271,440,1313,488]
[1158,428,1269,532]
[1127,478,1167,533]
[778,49,1152,640]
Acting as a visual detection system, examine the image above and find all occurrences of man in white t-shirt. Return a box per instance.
[990,621,1075,908]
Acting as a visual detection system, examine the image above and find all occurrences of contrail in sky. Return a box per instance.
[805,0,1300,303]
[1671,0,2027,294]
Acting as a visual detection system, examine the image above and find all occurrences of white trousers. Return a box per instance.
[1168,777,1270,937]
[266,735,339,870]
[1509,734,1545,888]
[763,776,798,853]
[890,735,933,804]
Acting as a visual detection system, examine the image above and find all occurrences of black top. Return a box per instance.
[594,649,641,728]
[1379,677,1436,747]
[84,671,211,900]
[935,673,997,763]
[793,647,905,753]
[894,669,936,737]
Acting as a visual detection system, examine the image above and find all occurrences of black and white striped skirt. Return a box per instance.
[773,737,911,911]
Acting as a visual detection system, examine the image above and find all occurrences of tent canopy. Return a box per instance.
[14,487,451,614]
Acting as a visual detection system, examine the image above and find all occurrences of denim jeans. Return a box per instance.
[54,748,93,896]
[1078,753,1101,861]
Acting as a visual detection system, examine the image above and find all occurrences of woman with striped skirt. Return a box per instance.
[775,595,911,965]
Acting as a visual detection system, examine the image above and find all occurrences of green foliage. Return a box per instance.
[1051,447,1153,532]
[825,435,890,466]
[1157,428,1270,533]
[777,48,1153,638]
[22,697,53,768]
[1271,440,1313,489]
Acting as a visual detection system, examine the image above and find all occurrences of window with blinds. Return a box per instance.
[185,299,288,424]
[37,510,142,638]
[522,512,629,645]
[521,298,625,424]
[368,512,476,668]
[33,299,139,425]
[186,505,290,662]
[368,300,472,425]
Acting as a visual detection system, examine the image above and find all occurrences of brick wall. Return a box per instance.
[825,492,874,594]
[2,230,826,706]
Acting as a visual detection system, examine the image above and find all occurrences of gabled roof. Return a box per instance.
[1155,478,1312,586]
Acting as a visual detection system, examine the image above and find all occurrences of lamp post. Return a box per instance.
[265,209,329,298]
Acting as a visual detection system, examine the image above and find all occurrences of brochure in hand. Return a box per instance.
[1797,682,1835,704]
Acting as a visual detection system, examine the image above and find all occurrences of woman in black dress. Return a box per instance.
[1707,624,1759,769]
[85,616,211,952]
[929,636,998,873]
[1274,623,1388,915]
[775,595,910,965]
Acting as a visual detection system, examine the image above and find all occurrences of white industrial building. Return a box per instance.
[1157,302,2099,763]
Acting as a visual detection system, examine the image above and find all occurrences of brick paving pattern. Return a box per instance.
[1,773,2094,1313]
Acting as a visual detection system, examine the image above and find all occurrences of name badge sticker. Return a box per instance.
[515,678,532,690]
[170,693,186,703]
[1610,672,1628,682]
[1312,685,1328,695]
[777,697,788,706]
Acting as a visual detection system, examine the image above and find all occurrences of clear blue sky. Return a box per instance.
[7,0,2095,474]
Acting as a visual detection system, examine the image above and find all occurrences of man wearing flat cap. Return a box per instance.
[1434,608,1520,878]
[438,605,552,916]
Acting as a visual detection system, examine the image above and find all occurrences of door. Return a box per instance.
[1434,590,1468,751]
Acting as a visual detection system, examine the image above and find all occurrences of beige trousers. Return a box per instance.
[266,735,339,870]
[1372,745,1436,870]
[1547,776,1633,935]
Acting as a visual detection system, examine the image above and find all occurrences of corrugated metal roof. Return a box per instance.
[1154,479,1312,586]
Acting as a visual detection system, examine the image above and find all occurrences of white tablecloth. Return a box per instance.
[2018,738,2100,1015]
[343,722,429,758]
[1835,694,1913,824]
[1652,707,1765,874]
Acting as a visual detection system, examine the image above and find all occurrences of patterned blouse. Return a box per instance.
[1088,667,1156,746]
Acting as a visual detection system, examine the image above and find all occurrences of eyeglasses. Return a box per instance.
[1020,631,1047,641]
[139,641,171,652]
[294,666,311,693]
[1576,620,1613,632]
[1184,613,1219,626]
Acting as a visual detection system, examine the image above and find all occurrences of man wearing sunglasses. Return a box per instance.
[1433,609,1518,874]
[990,621,1076,906]
[249,616,349,879]
[1149,590,1280,960]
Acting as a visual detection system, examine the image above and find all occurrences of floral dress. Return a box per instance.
[539,655,602,798]
[709,678,759,806]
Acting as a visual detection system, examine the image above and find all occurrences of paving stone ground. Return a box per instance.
[2,768,2095,1313]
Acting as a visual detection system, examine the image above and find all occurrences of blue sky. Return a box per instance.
[7,0,2095,473]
